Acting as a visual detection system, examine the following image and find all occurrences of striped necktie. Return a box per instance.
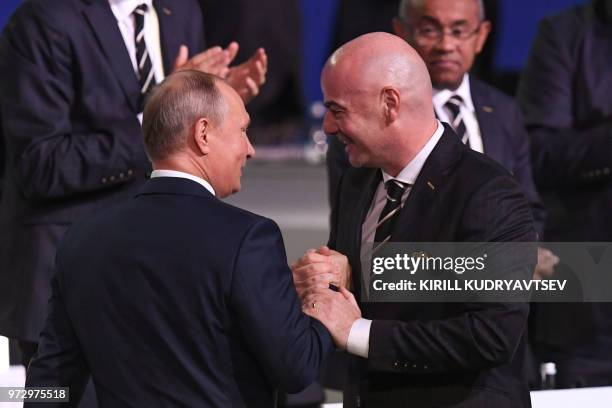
[445,95,469,146]
[133,4,155,112]
[373,180,409,250]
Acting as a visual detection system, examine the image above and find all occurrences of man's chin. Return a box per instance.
[431,74,463,91]
[347,156,365,169]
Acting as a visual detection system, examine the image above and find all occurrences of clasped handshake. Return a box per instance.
[291,246,362,351]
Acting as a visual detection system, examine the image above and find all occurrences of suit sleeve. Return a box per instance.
[187,0,207,53]
[0,4,145,200]
[367,176,535,374]
[517,17,612,190]
[508,102,546,237]
[24,264,89,407]
[230,218,333,393]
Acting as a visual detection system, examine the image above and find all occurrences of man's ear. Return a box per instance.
[381,87,401,124]
[474,20,492,54]
[392,17,408,39]
[193,117,211,156]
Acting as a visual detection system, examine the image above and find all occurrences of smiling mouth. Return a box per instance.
[337,134,352,145]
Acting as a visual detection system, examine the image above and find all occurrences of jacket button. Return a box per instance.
[127,169,134,176]
[110,175,116,182]
[119,172,125,179]
[393,361,400,369]
[101,177,107,184]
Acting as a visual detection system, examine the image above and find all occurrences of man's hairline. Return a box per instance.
[397,0,486,25]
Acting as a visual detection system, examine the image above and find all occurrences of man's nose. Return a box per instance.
[322,112,338,135]
[246,138,255,160]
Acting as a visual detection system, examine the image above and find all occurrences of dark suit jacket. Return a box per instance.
[0,0,206,342]
[329,126,537,407]
[25,177,333,408]
[517,0,612,368]
[327,77,545,236]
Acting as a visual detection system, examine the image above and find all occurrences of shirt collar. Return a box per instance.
[432,73,475,112]
[382,120,445,186]
[150,169,216,196]
[108,0,153,22]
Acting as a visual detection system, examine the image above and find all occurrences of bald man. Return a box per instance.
[295,33,536,407]
[327,0,546,242]
[24,71,333,408]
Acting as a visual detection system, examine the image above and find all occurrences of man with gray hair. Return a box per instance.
[24,71,334,408]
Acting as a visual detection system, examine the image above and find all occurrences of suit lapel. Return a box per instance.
[81,0,140,114]
[153,0,181,75]
[391,126,463,242]
[471,77,504,163]
[349,169,380,300]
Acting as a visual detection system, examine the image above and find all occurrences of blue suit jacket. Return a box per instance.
[0,0,206,341]
[326,77,545,236]
[25,177,333,407]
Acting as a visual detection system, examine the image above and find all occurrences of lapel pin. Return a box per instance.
[427,181,436,190]
[483,106,493,113]
[163,7,172,16]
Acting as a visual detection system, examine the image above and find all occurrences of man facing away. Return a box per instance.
[24,71,334,408]
[295,33,537,407]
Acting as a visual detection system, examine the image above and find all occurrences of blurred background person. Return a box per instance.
[331,0,499,82]
[518,0,612,389]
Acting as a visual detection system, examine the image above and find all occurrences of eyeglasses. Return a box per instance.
[412,23,482,43]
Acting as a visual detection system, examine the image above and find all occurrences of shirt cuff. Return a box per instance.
[346,318,372,358]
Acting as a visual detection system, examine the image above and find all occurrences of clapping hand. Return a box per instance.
[172,42,239,78]
[226,47,268,103]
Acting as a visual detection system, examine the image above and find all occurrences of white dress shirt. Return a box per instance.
[346,121,445,359]
[150,170,216,196]
[432,73,484,153]
[109,0,165,121]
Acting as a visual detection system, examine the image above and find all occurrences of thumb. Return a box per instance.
[340,287,358,308]
[317,245,332,255]
[173,45,189,71]
[225,41,239,65]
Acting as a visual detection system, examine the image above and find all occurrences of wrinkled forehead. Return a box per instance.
[407,0,482,24]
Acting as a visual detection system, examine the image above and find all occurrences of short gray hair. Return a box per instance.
[142,70,224,161]
[398,0,486,24]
